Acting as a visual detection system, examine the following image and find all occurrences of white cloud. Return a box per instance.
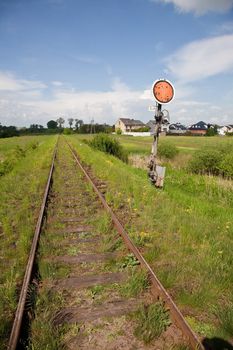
[111,77,130,92]
[51,81,63,87]
[155,0,233,15]
[0,71,232,127]
[0,71,47,91]
[166,34,233,82]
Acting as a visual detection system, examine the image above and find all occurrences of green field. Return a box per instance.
[0,135,57,348]
[68,134,233,341]
[1,134,232,346]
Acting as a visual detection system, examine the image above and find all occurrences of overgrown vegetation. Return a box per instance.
[89,133,128,162]
[28,289,65,350]
[0,141,39,176]
[188,143,233,178]
[67,134,233,342]
[214,303,233,338]
[158,142,179,160]
[120,269,148,297]
[0,135,56,348]
[133,302,171,344]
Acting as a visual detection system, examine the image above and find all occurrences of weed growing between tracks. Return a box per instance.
[133,301,171,343]
[29,288,66,350]
[67,135,233,342]
[120,269,149,298]
[0,135,57,348]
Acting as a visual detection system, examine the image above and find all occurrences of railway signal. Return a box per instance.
[148,79,175,188]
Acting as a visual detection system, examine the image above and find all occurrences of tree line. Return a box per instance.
[0,118,114,138]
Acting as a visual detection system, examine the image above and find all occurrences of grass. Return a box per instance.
[67,134,233,341]
[0,136,46,176]
[185,316,215,338]
[120,269,149,298]
[29,139,137,348]
[0,135,57,348]
[213,303,233,338]
[28,288,65,350]
[133,301,171,344]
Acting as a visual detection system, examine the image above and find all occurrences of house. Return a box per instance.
[169,123,187,135]
[115,118,145,133]
[189,121,208,135]
[147,120,170,134]
[226,125,233,134]
[218,125,233,135]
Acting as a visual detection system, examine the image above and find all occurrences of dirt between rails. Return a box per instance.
[31,140,190,350]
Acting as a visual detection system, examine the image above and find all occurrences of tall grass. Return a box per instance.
[89,133,128,162]
[67,134,233,341]
[0,135,56,348]
[134,302,171,343]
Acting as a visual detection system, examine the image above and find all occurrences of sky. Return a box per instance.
[0,0,233,127]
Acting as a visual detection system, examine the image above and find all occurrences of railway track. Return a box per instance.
[8,136,204,350]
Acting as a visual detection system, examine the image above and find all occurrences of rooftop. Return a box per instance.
[119,118,145,126]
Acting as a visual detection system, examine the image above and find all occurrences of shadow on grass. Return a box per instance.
[202,337,233,350]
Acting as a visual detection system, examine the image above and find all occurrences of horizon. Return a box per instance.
[1,0,233,127]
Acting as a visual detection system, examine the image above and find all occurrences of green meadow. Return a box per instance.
[68,134,233,341]
[1,133,232,346]
[0,135,57,348]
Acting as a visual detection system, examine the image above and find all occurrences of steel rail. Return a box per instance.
[8,138,58,350]
[66,139,204,350]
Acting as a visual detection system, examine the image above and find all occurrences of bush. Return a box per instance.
[116,128,122,135]
[63,128,74,135]
[206,125,218,136]
[158,143,179,160]
[188,149,222,176]
[219,154,233,178]
[188,144,233,178]
[89,133,128,162]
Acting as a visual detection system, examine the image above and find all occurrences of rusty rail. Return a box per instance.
[66,138,204,350]
[8,138,58,350]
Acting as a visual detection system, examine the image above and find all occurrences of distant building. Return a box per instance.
[189,121,208,135]
[169,123,187,135]
[218,125,233,135]
[147,120,170,134]
[115,118,145,133]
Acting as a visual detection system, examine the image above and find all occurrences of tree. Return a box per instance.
[56,117,65,128]
[0,125,19,138]
[47,120,57,129]
[68,118,74,129]
[75,119,83,130]
[206,124,218,136]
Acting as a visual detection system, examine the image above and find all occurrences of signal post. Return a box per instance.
[148,79,175,187]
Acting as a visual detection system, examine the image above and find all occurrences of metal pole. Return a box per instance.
[148,103,163,184]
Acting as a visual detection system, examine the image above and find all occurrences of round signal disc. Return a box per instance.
[152,79,174,104]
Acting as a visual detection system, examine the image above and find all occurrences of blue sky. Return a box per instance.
[0,0,233,127]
